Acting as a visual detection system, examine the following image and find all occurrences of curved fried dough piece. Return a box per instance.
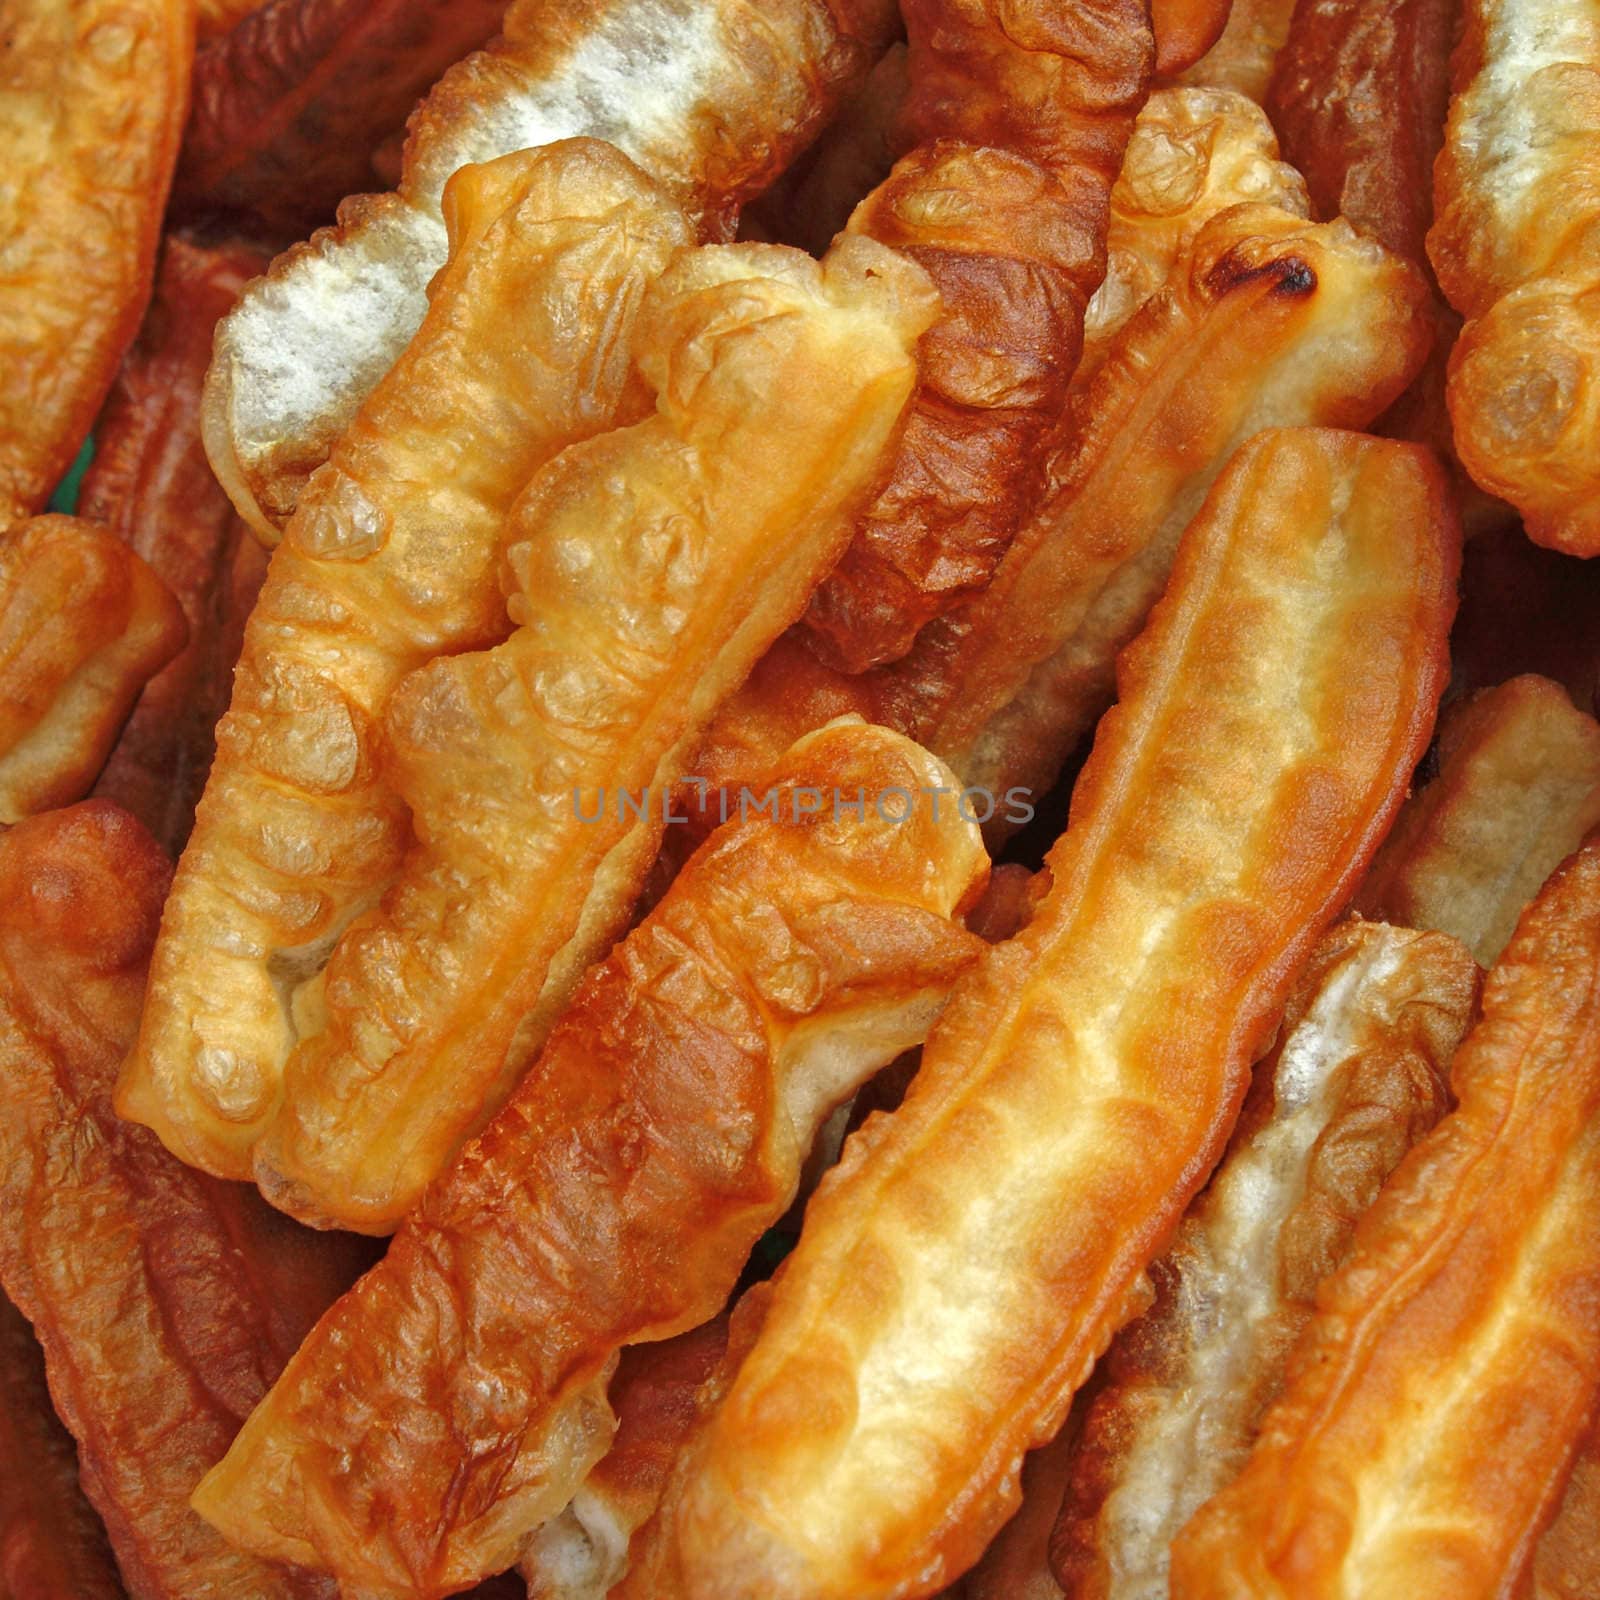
[252,236,935,1231]
[1178,0,1295,101]
[1051,920,1477,1600]
[943,1425,1077,1600]
[0,0,191,526]
[0,1288,124,1600]
[1356,676,1600,967]
[1536,1430,1600,1598]
[116,142,693,1184]
[193,722,987,1594]
[1172,837,1600,1599]
[1152,0,1234,75]
[0,803,340,1600]
[81,233,271,856]
[0,516,186,826]
[175,0,510,232]
[664,429,1459,1600]
[1428,0,1600,554]
[797,0,1153,671]
[1079,88,1308,384]
[203,0,897,540]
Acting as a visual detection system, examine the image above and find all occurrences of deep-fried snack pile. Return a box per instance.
[654,429,1458,1598]
[0,516,186,826]
[202,0,899,539]
[1172,835,1600,1597]
[1051,920,1479,1599]
[193,722,985,1593]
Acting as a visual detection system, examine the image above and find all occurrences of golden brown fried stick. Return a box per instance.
[117,141,693,1185]
[0,1287,124,1600]
[242,234,933,1231]
[203,0,899,540]
[660,428,1459,1600]
[1050,920,1478,1600]
[0,0,191,527]
[798,0,1154,671]
[193,720,987,1593]
[1356,676,1600,967]
[175,0,510,232]
[0,802,341,1600]
[1428,0,1600,555]
[942,1426,1077,1600]
[80,234,271,856]
[1177,0,1295,101]
[0,517,186,826]
[1171,836,1600,1599]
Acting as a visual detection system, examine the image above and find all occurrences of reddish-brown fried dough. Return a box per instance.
[1177,0,1296,101]
[80,234,271,855]
[196,0,266,34]
[193,721,987,1595]
[0,0,192,527]
[659,428,1459,1600]
[1536,1430,1600,1599]
[1151,0,1235,76]
[1050,920,1478,1599]
[1171,836,1600,1598]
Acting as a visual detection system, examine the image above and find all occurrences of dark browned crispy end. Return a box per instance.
[1152,0,1235,74]
[81,234,271,854]
[175,0,510,231]
[0,1288,125,1600]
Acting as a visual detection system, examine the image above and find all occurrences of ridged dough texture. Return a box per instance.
[201,0,899,539]
[1428,0,1600,553]
[0,517,186,826]
[1050,920,1478,1600]
[658,428,1460,1600]
[1172,837,1600,1598]
[193,721,986,1595]
[0,0,191,527]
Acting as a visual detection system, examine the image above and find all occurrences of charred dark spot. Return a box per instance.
[1205,252,1319,300]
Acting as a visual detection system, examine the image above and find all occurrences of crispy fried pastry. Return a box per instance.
[80,234,271,856]
[1171,836,1600,1598]
[1051,920,1478,1600]
[197,0,266,34]
[1356,676,1600,967]
[116,142,693,1185]
[1428,0,1600,555]
[944,1426,1077,1600]
[1151,0,1235,76]
[0,517,186,826]
[1079,88,1309,384]
[203,0,898,539]
[176,0,510,232]
[1536,1430,1600,1599]
[0,0,191,527]
[0,1288,124,1600]
[193,720,987,1593]
[0,802,342,1600]
[1178,0,1296,101]
[661,429,1459,1600]
[797,0,1153,670]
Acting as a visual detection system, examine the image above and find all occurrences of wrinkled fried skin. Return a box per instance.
[0,803,344,1600]
[0,0,192,525]
[203,0,899,539]
[247,237,935,1232]
[0,1288,124,1600]
[175,0,510,232]
[0,517,186,826]
[196,0,266,34]
[662,430,1459,1600]
[1051,921,1477,1600]
[1178,0,1296,101]
[193,722,986,1594]
[117,143,693,1185]
[1428,0,1600,554]
[1356,675,1600,967]
[80,234,271,856]
[944,1425,1078,1600]
[1172,838,1600,1599]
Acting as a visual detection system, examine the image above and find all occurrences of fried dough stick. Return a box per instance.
[117,143,693,1184]
[175,0,511,232]
[81,234,271,855]
[659,429,1458,1600]
[1429,0,1600,555]
[194,721,987,1595]
[203,0,899,540]
[0,517,185,825]
[1172,837,1600,1598]
[1051,920,1478,1600]
[0,0,191,527]
[1357,676,1600,967]
[0,803,348,1599]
